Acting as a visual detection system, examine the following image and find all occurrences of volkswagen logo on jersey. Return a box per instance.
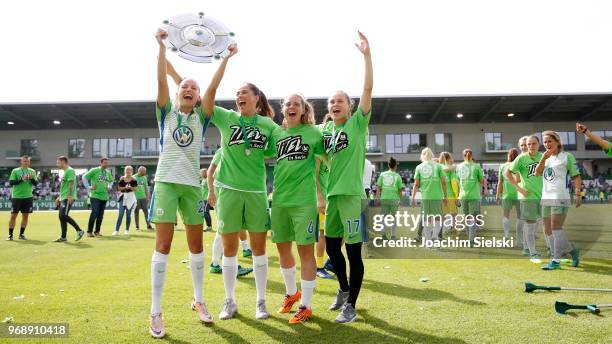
[458,165,470,179]
[277,136,309,161]
[420,164,434,178]
[543,167,555,182]
[173,125,194,147]
[382,173,395,186]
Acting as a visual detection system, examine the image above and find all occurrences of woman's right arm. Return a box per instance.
[202,44,238,117]
[155,29,170,108]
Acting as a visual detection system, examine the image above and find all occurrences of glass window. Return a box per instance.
[586,130,611,151]
[385,134,427,153]
[68,139,85,158]
[366,135,378,151]
[434,133,452,153]
[20,139,39,157]
[93,138,131,158]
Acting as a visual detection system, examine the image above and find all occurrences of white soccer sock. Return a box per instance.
[212,232,222,266]
[300,279,316,308]
[280,266,297,295]
[222,255,238,301]
[468,225,477,241]
[189,252,205,304]
[502,217,510,239]
[423,225,432,241]
[516,219,525,248]
[253,255,268,302]
[553,229,573,258]
[150,251,168,315]
[432,224,442,240]
[524,222,537,255]
[241,239,251,251]
[544,233,553,251]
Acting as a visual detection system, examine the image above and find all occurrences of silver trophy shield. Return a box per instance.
[161,12,235,63]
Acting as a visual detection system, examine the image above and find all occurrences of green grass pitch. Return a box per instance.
[1,205,611,343]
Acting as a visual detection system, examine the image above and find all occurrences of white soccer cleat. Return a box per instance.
[255,299,269,320]
[112,231,119,236]
[149,313,165,338]
[219,298,238,320]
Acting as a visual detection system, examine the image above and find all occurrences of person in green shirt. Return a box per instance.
[456,149,486,242]
[199,168,212,232]
[318,31,373,324]
[376,157,404,239]
[505,135,543,262]
[576,122,612,156]
[133,166,152,231]
[53,156,84,243]
[412,148,448,242]
[83,157,113,236]
[496,148,520,240]
[7,155,37,241]
[315,115,334,280]
[267,94,324,324]
[202,42,279,321]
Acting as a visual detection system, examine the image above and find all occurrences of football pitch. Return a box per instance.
[1,205,611,344]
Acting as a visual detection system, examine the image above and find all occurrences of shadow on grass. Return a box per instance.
[236,278,338,298]
[64,242,93,249]
[361,279,486,305]
[579,258,612,277]
[235,308,466,344]
[12,239,47,246]
[128,234,155,240]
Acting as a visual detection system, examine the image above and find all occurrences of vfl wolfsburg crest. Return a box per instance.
[420,164,434,178]
[543,167,555,182]
[173,125,194,147]
[458,165,470,179]
[382,173,395,186]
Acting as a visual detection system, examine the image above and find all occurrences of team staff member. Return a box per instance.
[134,166,153,231]
[53,156,85,243]
[7,156,37,241]
[83,158,113,237]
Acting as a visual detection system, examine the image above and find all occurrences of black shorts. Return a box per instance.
[11,198,34,214]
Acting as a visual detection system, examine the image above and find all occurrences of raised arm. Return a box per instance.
[155,29,170,108]
[202,44,238,117]
[355,31,373,114]
[166,59,183,86]
[577,122,611,151]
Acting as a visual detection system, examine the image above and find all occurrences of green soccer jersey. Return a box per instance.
[376,170,403,200]
[212,148,223,179]
[60,167,77,200]
[134,174,148,200]
[606,141,612,156]
[439,164,457,198]
[456,161,484,200]
[84,167,113,201]
[321,108,371,197]
[201,178,209,200]
[9,167,36,199]
[155,100,206,188]
[498,162,518,200]
[508,152,543,200]
[415,161,444,200]
[211,106,280,192]
[318,160,329,198]
[268,124,324,207]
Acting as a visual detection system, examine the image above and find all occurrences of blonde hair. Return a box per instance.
[174,78,201,110]
[420,147,434,162]
[282,94,315,125]
[438,151,453,165]
[542,130,563,151]
[124,165,133,175]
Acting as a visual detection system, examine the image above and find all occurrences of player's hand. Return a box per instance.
[225,43,238,59]
[410,198,416,207]
[55,197,60,205]
[442,198,448,206]
[67,196,74,205]
[517,187,529,197]
[576,122,588,134]
[495,195,500,204]
[354,31,370,56]
[574,194,582,208]
[317,194,326,214]
[207,192,217,208]
[90,185,97,190]
[542,149,555,160]
[155,29,168,45]
[455,199,461,207]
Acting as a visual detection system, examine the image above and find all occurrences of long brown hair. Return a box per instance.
[282,94,316,125]
[244,83,274,118]
[439,151,453,165]
[507,148,519,162]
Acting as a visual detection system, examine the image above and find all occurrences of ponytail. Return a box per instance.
[245,83,274,118]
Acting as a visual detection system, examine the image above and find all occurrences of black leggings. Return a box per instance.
[59,200,81,238]
[325,237,365,308]
[203,202,213,227]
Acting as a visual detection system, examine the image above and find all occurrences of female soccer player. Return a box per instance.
[576,122,612,155]
[203,45,279,321]
[496,148,520,240]
[456,149,486,243]
[412,148,447,243]
[438,152,458,236]
[320,31,373,324]
[505,135,543,263]
[315,114,333,279]
[377,157,404,239]
[267,94,324,324]
[536,131,581,269]
[149,29,213,339]
[113,166,138,236]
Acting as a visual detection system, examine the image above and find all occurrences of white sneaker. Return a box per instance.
[112,231,119,236]
[124,230,130,235]
[149,313,165,338]
[191,300,214,323]
[219,298,238,320]
[255,299,269,320]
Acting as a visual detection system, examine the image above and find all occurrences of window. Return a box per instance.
[68,139,85,158]
[385,134,426,153]
[93,138,132,158]
[20,139,39,157]
[367,135,378,151]
[140,137,159,153]
[586,130,612,151]
[557,131,576,151]
[484,132,502,151]
[434,133,453,153]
